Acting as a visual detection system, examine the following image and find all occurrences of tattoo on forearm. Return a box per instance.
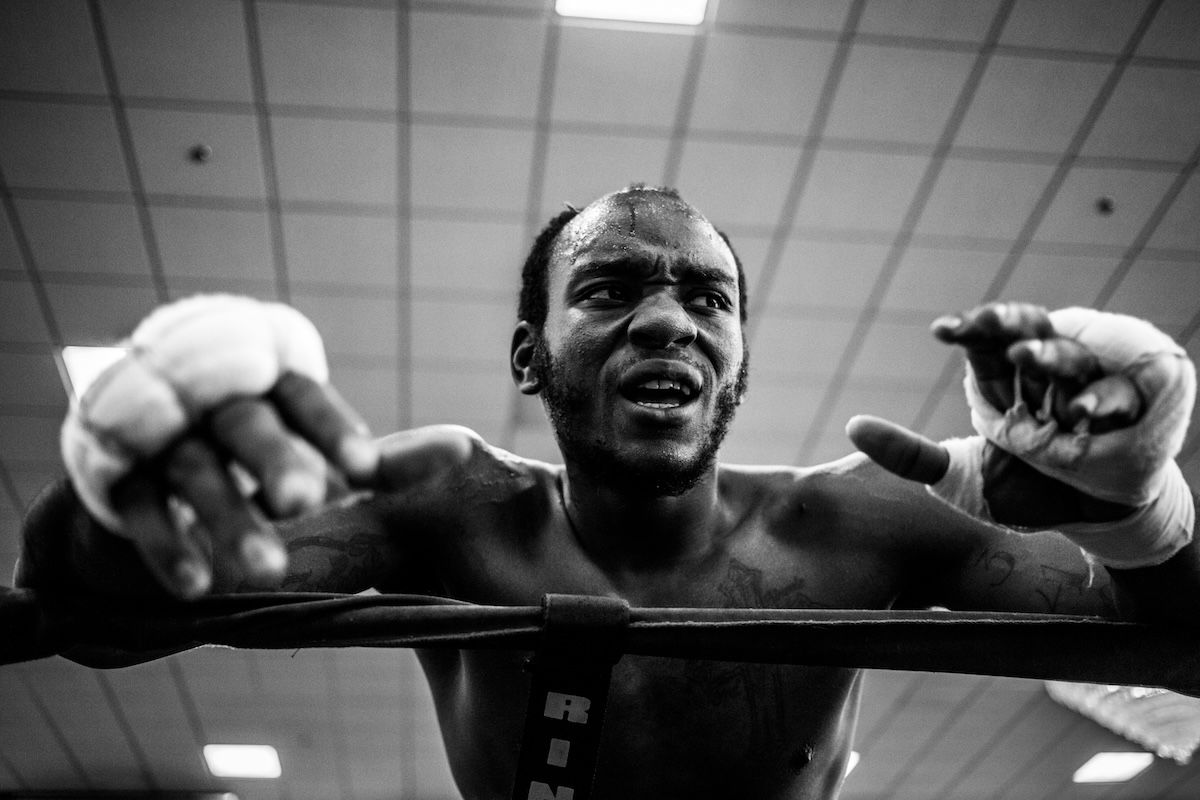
[281,532,387,592]
[973,547,1017,587]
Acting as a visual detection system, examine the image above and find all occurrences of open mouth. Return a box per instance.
[618,362,703,411]
[624,378,695,409]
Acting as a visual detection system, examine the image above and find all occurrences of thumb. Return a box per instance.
[845,415,950,485]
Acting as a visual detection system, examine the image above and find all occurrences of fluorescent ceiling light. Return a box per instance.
[845,750,861,776]
[60,345,127,398]
[203,744,282,779]
[556,0,708,26]
[1072,752,1154,783]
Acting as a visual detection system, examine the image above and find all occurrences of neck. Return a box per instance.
[559,462,725,568]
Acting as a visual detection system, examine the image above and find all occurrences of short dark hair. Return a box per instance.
[517,186,749,330]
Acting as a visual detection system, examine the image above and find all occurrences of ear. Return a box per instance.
[511,321,541,395]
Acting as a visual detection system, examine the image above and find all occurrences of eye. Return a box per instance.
[688,290,732,311]
[581,284,632,303]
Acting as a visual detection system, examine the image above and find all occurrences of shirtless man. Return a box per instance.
[17,185,1200,800]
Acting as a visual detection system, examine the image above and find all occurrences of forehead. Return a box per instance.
[550,192,736,278]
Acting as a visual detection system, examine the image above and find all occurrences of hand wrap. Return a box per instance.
[60,294,329,532]
[930,308,1196,569]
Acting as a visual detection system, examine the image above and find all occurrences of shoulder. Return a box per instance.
[374,424,561,504]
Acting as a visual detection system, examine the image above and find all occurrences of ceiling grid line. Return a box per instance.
[794,0,1018,463]
[854,673,930,753]
[396,0,414,431]
[501,10,561,451]
[242,0,292,304]
[660,28,709,188]
[85,0,169,304]
[885,676,995,796]
[906,0,1169,436]
[94,670,159,790]
[16,666,93,789]
[743,0,868,340]
[0,748,26,790]
[990,714,1090,800]
[925,688,1048,800]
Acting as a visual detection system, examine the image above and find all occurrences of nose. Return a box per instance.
[627,291,698,350]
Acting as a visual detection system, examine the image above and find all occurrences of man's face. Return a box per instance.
[529,190,747,496]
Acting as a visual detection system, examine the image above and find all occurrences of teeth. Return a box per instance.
[638,379,693,396]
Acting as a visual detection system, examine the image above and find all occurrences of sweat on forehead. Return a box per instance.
[552,188,724,261]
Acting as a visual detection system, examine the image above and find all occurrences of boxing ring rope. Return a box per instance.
[5,588,1199,798]
[4,589,1198,694]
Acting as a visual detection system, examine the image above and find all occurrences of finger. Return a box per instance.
[932,302,1054,350]
[1006,338,1100,383]
[111,470,212,599]
[1068,374,1143,433]
[208,396,327,517]
[845,415,950,485]
[270,372,380,484]
[164,436,286,588]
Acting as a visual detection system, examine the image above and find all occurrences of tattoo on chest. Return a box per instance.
[717,558,824,610]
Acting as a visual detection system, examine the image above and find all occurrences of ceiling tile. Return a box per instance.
[880,247,1006,313]
[828,382,932,437]
[1082,66,1200,162]
[825,44,974,145]
[410,218,525,295]
[1000,0,1149,54]
[858,0,1002,43]
[0,101,129,193]
[540,131,671,218]
[410,11,546,120]
[1148,171,1200,252]
[1033,166,1176,246]
[127,108,266,198]
[411,363,511,429]
[0,0,105,93]
[851,319,951,383]
[102,0,252,102]
[409,125,532,213]
[257,1,397,110]
[0,414,61,463]
[1002,252,1121,309]
[794,150,929,233]
[411,297,513,366]
[916,158,1056,240]
[3,464,62,510]
[715,0,853,30]
[769,240,891,311]
[1137,0,1200,59]
[510,419,559,464]
[152,205,275,283]
[690,33,837,135]
[0,277,54,345]
[283,212,398,289]
[1105,259,1200,330]
[16,198,150,277]
[675,140,798,228]
[272,116,398,205]
[0,208,20,268]
[552,26,692,130]
[725,232,772,299]
[750,312,858,379]
[328,364,401,441]
[920,380,973,440]
[0,352,65,409]
[291,291,399,360]
[729,378,824,437]
[43,280,160,344]
[954,56,1111,153]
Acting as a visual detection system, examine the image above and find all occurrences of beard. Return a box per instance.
[532,338,749,497]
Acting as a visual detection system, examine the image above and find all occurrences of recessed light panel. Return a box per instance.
[203,744,282,779]
[60,345,128,398]
[556,0,708,26]
[1072,751,1154,783]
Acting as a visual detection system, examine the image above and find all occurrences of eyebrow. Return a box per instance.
[570,257,737,290]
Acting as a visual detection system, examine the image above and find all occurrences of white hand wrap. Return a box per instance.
[930,307,1196,569]
[61,294,329,533]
